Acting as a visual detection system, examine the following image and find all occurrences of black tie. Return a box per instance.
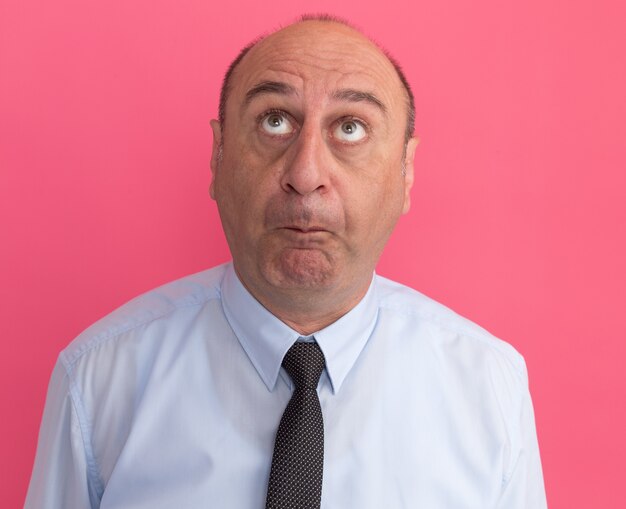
[265,341,326,509]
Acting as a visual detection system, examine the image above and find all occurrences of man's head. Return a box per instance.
[209,16,418,332]
[218,16,416,145]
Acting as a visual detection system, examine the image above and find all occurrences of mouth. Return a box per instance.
[283,226,328,233]
[276,226,332,246]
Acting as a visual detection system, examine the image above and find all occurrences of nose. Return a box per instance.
[280,125,330,195]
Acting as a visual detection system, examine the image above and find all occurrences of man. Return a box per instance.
[26,16,547,508]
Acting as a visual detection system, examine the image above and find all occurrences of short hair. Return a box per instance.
[217,15,416,143]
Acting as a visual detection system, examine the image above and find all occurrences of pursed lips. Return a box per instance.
[276,226,332,245]
[282,226,328,233]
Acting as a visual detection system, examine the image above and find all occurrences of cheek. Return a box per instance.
[215,151,281,229]
[224,129,289,181]
[218,140,258,198]
[342,172,405,237]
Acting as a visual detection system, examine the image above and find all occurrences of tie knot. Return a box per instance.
[282,341,326,390]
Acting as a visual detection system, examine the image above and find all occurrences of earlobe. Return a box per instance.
[401,136,419,214]
[209,119,223,200]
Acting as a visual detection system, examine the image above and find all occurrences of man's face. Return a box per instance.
[211,21,417,306]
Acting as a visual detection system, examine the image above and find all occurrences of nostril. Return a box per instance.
[281,164,327,196]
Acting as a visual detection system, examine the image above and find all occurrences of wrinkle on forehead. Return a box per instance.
[230,21,406,115]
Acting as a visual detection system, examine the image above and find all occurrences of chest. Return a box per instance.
[96,372,506,509]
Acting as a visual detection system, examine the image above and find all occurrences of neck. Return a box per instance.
[267,294,365,336]
[236,269,372,336]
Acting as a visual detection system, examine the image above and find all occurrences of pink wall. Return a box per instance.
[2,0,625,506]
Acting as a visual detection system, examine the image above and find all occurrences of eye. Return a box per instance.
[260,111,295,135]
[333,119,367,143]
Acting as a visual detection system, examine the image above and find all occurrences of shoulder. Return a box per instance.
[59,263,229,370]
[374,275,535,485]
[374,274,526,380]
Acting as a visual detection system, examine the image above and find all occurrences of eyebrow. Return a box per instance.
[331,88,388,115]
[244,81,297,105]
[243,81,388,116]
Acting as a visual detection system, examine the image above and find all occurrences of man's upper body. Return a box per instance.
[26,16,547,508]
[26,262,546,508]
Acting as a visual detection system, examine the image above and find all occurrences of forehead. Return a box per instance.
[229,21,404,109]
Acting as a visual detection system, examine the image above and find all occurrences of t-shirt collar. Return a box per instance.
[220,262,379,395]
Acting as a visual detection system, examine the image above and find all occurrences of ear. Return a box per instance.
[401,136,419,214]
[209,119,222,200]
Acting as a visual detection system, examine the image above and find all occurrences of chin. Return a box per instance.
[265,248,338,290]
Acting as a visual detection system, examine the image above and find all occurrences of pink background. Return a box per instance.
[1,0,625,507]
